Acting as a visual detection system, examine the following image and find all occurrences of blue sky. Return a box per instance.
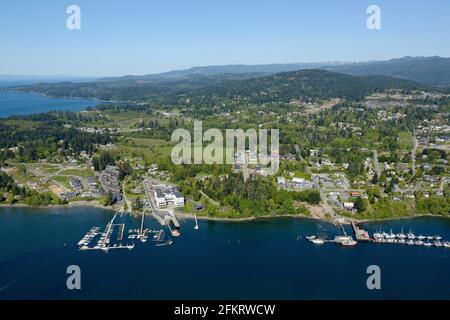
[1,0,449,76]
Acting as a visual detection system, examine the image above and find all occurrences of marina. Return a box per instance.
[77,211,170,252]
[2,207,450,299]
[307,221,450,249]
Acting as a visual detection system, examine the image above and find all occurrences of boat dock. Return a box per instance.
[117,223,125,241]
[306,224,449,249]
[351,221,371,241]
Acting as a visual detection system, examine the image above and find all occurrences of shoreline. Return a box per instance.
[174,211,449,224]
[0,201,116,212]
[0,202,448,225]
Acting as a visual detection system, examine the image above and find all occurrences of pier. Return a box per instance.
[351,221,371,241]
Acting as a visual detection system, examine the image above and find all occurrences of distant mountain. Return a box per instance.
[321,56,450,86]
[97,62,348,83]
[96,56,450,87]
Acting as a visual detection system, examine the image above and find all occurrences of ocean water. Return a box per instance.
[1,206,449,300]
[0,91,100,117]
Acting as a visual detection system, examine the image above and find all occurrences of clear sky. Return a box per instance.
[1,0,449,76]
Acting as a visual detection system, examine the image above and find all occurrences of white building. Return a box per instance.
[156,187,185,207]
[172,191,185,207]
[154,189,167,208]
[343,202,354,210]
[292,177,305,186]
[277,176,286,185]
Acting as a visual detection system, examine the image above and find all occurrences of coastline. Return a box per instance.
[0,202,448,225]
[1,88,120,104]
[0,201,116,212]
[175,211,449,225]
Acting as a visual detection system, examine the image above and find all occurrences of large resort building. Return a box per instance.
[153,186,185,208]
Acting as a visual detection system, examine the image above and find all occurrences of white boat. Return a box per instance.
[311,238,325,245]
[334,235,352,242]
[417,235,426,240]
[341,239,357,246]
[435,236,442,240]
[427,236,434,240]
[407,240,415,245]
[407,232,416,240]
[434,241,443,247]
[443,242,450,248]
[423,242,433,247]
[306,235,317,241]
[415,240,424,246]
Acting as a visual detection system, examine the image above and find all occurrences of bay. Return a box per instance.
[0,91,101,118]
[1,206,449,300]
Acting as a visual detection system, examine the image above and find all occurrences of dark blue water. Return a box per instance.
[0,91,100,117]
[1,206,450,300]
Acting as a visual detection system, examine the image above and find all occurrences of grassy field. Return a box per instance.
[52,175,73,189]
[60,168,94,178]
[116,137,174,162]
[398,131,413,150]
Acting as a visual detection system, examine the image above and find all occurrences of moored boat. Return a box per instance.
[311,238,325,245]
[341,239,357,246]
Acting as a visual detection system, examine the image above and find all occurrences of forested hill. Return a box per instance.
[8,69,422,104]
[323,56,450,87]
[187,69,422,103]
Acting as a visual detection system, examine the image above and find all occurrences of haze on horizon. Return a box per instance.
[1,0,450,77]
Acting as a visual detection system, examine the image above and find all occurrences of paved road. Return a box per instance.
[122,177,133,214]
[199,190,219,206]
